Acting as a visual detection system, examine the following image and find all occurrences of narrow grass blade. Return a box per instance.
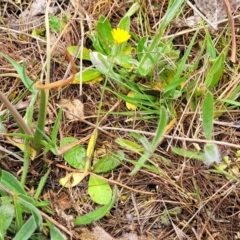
[164,29,199,94]
[34,169,51,199]
[172,147,205,161]
[51,108,62,147]
[18,194,42,230]
[152,106,168,149]
[202,91,214,140]
[48,221,67,240]
[0,53,36,93]
[130,106,168,175]
[138,0,185,76]
[13,193,23,231]
[204,53,225,88]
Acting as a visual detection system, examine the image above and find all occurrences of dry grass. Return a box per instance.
[1,0,240,239]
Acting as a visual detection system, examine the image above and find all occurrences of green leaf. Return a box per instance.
[48,221,67,240]
[60,137,86,169]
[130,106,168,175]
[172,147,205,161]
[118,16,130,32]
[67,46,91,61]
[93,151,124,173]
[0,203,14,239]
[138,0,185,76]
[88,175,112,205]
[202,91,214,140]
[124,2,140,17]
[18,194,42,230]
[51,108,62,150]
[164,29,198,94]
[0,53,36,93]
[115,138,144,153]
[49,15,66,33]
[95,16,114,55]
[14,193,23,231]
[13,216,37,240]
[152,106,168,149]
[219,98,240,107]
[0,170,26,195]
[34,169,51,200]
[206,30,216,59]
[137,37,148,61]
[73,69,102,83]
[204,53,225,88]
[74,186,118,225]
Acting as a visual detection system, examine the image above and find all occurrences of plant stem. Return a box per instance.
[0,91,33,136]
[32,90,47,153]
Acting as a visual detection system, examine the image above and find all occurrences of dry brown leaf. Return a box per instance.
[59,98,84,120]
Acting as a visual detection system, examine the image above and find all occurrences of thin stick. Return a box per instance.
[0,91,33,136]
[222,0,236,62]
[101,126,240,149]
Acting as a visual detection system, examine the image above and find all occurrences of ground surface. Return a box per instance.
[1,1,240,239]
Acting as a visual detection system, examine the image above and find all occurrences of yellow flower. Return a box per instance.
[111,28,131,44]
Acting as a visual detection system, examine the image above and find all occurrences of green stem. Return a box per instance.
[32,90,47,153]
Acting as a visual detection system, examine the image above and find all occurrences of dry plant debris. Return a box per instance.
[1,0,240,239]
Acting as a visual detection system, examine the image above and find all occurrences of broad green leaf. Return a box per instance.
[202,91,214,140]
[95,16,114,55]
[172,147,205,161]
[60,137,86,169]
[67,46,91,61]
[88,175,112,205]
[204,53,225,88]
[13,216,37,240]
[115,138,144,153]
[0,203,14,239]
[113,54,136,69]
[48,221,67,240]
[118,16,130,32]
[93,151,124,173]
[0,170,26,195]
[73,69,102,83]
[74,186,118,225]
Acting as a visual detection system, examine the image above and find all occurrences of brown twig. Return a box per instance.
[222,0,237,63]
[0,91,33,136]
